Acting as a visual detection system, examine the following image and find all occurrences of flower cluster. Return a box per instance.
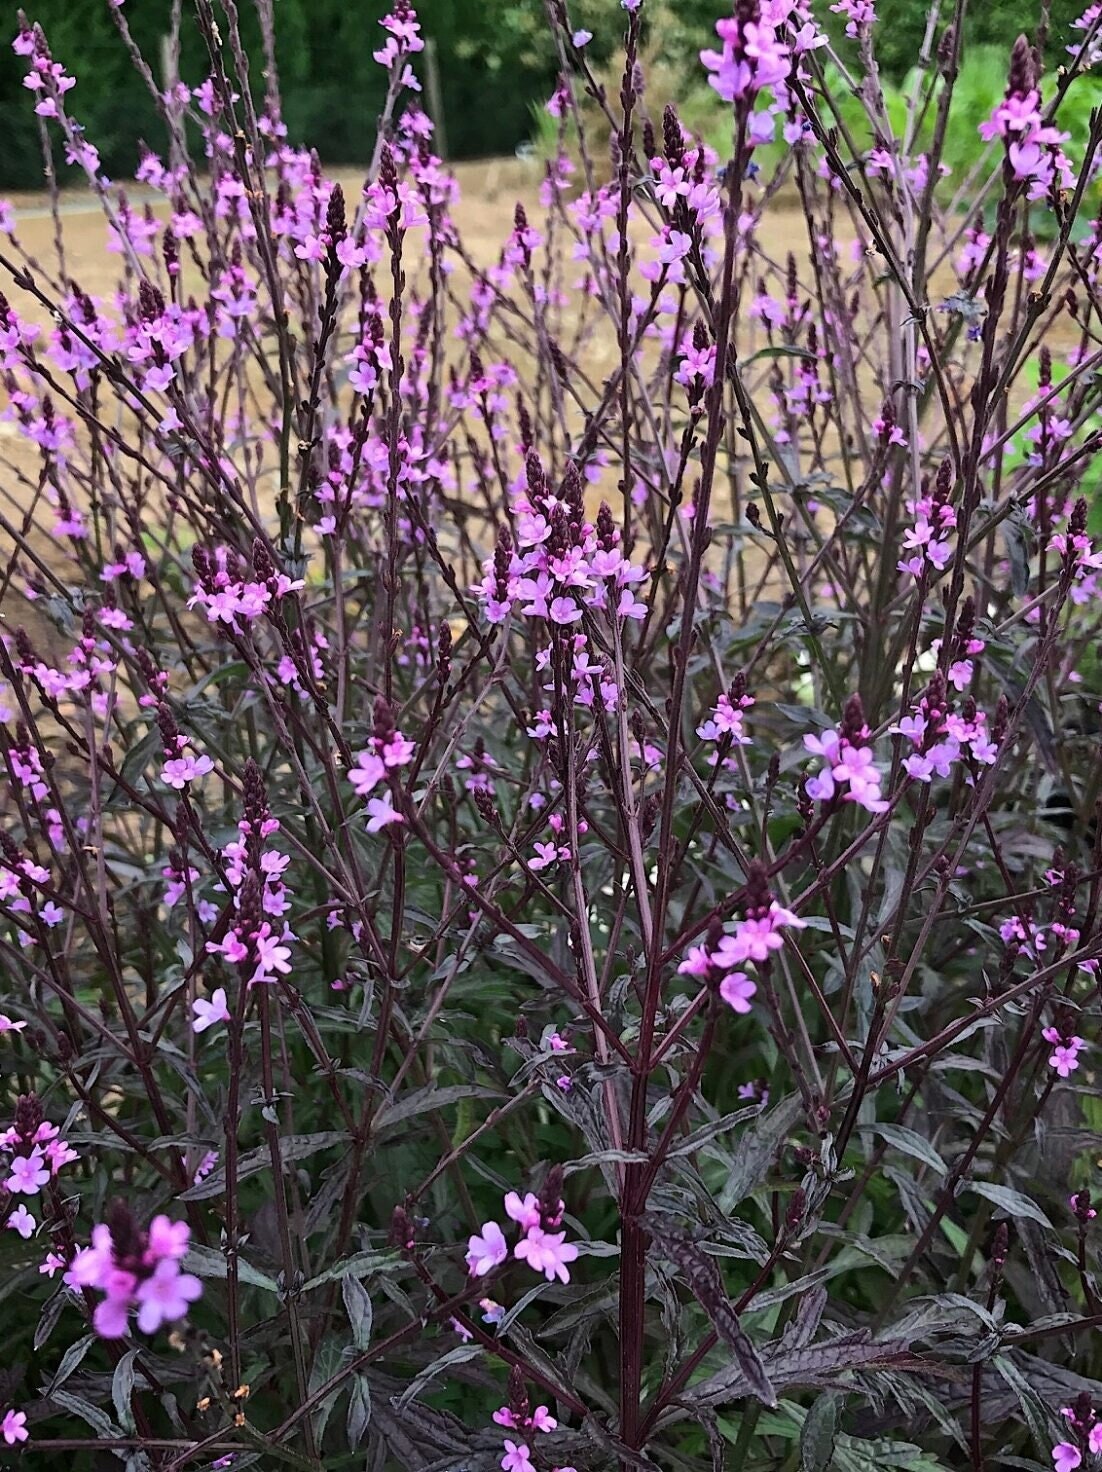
[701,0,791,104]
[347,697,414,833]
[1053,1396,1102,1472]
[898,460,957,577]
[467,1179,580,1286]
[475,468,648,638]
[204,760,296,986]
[678,861,806,1012]
[980,36,1075,198]
[66,1206,202,1339]
[188,543,304,628]
[803,696,889,813]
[2,1094,79,1242]
[697,676,755,750]
[891,661,1001,787]
[1044,1024,1088,1079]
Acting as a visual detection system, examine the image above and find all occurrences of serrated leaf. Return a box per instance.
[346,1373,373,1448]
[183,1243,280,1293]
[46,1333,97,1395]
[52,1388,122,1439]
[801,1391,840,1472]
[1003,511,1033,598]
[685,1336,919,1412]
[307,1333,344,1445]
[993,1355,1061,1455]
[179,1132,349,1199]
[864,1124,947,1176]
[746,345,819,364]
[373,1083,503,1132]
[967,1181,1052,1228]
[667,1105,764,1157]
[718,1093,802,1212]
[647,1222,777,1408]
[104,728,160,805]
[301,1250,401,1291]
[342,1274,373,1351]
[112,1348,140,1435]
[395,1344,483,1409]
[35,1287,69,1351]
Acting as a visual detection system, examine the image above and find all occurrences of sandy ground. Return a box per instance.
[0,158,830,562]
[0,156,1018,656]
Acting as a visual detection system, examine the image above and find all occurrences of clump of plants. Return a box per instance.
[1,0,1102,1468]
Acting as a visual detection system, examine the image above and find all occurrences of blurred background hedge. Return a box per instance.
[0,0,1089,189]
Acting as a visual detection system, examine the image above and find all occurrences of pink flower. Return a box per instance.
[148,1215,191,1261]
[531,1406,558,1432]
[366,794,403,832]
[252,926,292,982]
[0,1014,26,1034]
[718,971,756,1013]
[1,1410,27,1447]
[677,944,713,977]
[1045,1028,1087,1077]
[349,751,386,795]
[1049,1043,1084,1078]
[161,753,214,789]
[6,1150,50,1195]
[6,1204,35,1239]
[135,1257,203,1333]
[94,1292,136,1340]
[504,1191,541,1231]
[467,1221,508,1276]
[1052,1444,1081,1472]
[191,988,231,1033]
[548,595,582,624]
[501,1441,536,1472]
[514,1227,579,1283]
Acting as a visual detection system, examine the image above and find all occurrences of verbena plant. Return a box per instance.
[1,0,1102,1468]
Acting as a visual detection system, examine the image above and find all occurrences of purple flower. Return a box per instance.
[467,1221,508,1276]
[513,1227,579,1283]
[501,1441,536,1472]
[718,970,757,1014]
[134,1257,203,1333]
[160,753,214,789]
[1,1410,28,1447]
[6,1204,35,1239]
[6,1150,50,1195]
[504,1191,541,1231]
[191,988,231,1033]
[366,794,404,832]
[349,750,386,795]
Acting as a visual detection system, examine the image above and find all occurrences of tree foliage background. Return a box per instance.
[0,0,1090,189]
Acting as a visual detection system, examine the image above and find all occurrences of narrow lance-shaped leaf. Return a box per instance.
[646,1220,778,1408]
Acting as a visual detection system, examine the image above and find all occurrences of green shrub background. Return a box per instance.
[0,0,1092,188]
